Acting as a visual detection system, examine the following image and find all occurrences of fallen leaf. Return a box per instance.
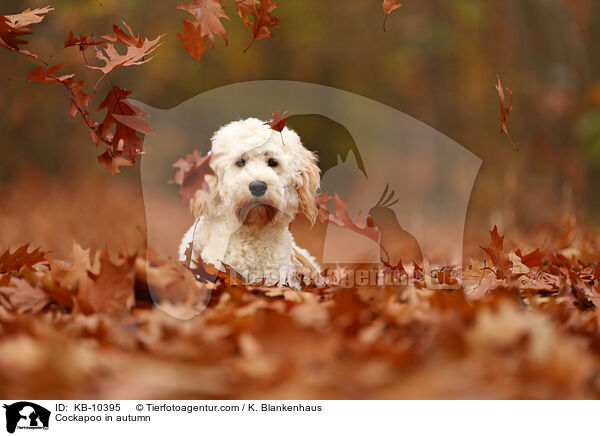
[0,244,47,274]
[481,225,512,280]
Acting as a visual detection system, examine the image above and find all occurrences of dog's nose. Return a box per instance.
[249,181,267,197]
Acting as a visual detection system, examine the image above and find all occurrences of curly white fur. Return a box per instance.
[178,118,321,289]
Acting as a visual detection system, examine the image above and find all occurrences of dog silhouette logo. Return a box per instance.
[3,402,50,433]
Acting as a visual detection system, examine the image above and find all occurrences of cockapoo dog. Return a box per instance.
[178,118,321,288]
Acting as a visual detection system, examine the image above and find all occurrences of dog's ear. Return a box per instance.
[296,148,320,225]
[190,174,220,219]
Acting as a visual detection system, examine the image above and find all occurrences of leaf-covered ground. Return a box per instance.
[2,175,600,400]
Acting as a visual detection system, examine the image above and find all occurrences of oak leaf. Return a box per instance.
[177,0,230,45]
[64,30,105,52]
[515,248,546,268]
[89,22,164,90]
[76,251,136,315]
[95,86,153,173]
[481,225,512,280]
[170,150,216,203]
[237,0,279,52]
[0,6,53,59]
[177,20,210,60]
[265,110,288,132]
[495,75,518,150]
[316,193,380,242]
[0,244,47,274]
[0,278,50,314]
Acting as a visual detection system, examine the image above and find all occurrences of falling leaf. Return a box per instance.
[237,0,279,52]
[170,149,216,203]
[177,0,230,45]
[177,20,210,60]
[264,110,288,132]
[382,0,402,31]
[495,75,518,150]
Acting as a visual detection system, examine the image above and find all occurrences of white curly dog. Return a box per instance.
[178,118,321,288]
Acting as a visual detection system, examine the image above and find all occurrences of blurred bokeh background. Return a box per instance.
[1,0,599,261]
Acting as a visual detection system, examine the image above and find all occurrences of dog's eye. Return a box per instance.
[267,158,279,167]
[235,159,245,167]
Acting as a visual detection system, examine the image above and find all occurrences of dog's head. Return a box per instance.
[191,118,320,230]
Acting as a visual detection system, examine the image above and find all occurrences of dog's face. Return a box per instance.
[192,118,320,230]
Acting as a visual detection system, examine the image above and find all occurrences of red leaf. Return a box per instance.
[177,0,230,46]
[237,0,279,52]
[96,86,153,167]
[382,0,402,31]
[64,30,105,51]
[264,110,288,132]
[515,248,546,268]
[0,244,47,274]
[178,20,210,60]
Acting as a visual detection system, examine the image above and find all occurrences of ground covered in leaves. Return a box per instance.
[2,216,600,399]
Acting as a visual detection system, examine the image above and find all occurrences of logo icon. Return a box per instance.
[3,402,50,434]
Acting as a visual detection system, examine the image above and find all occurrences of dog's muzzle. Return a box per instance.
[236,201,278,229]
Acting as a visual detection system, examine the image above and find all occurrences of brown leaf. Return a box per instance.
[96,86,153,171]
[480,225,512,280]
[27,65,93,120]
[5,6,54,28]
[0,6,53,59]
[89,22,164,90]
[568,270,596,311]
[316,193,380,242]
[76,250,136,315]
[237,0,279,52]
[264,110,288,132]
[170,149,216,203]
[64,30,105,51]
[0,244,47,274]
[515,248,546,268]
[495,75,518,150]
[177,0,230,46]
[0,278,50,314]
[177,20,210,60]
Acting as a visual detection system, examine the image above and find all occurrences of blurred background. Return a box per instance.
[1,0,599,261]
